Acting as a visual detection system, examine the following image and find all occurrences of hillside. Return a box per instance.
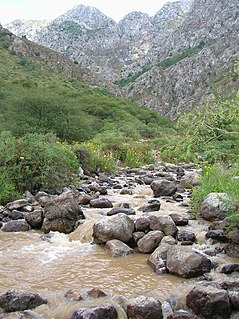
[4,0,239,117]
[0,25,172,142]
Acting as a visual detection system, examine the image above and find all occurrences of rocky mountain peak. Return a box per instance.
[55,4,116,30]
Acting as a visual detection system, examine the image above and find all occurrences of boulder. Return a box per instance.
[93,213,134,244]
[137,230,165,253]
[1,220,30,232]
[132,232,145,243]
[147,246,167,273]
[5,199,28,211]
[149,243,172,261]
[222,217,239,244]
[200,193,233,221]
[138,199,161,212]
[126,295,163,319]
[25,209,44,229]
[135,216,150,232]
[89,198,113,208]
[161,236,177,245]
[169,214,189,226]
[71,304,117,319]
[205,230,228,242]
[0,289,47,313]
[149,215,178,237]
[180,172,200,189]
[186,284,231,319]
[228,291,239,309]
[221,264,239,274]
[120,188,133,195]
[177,231,196,243]
[225,244,239,258]
[42,192,84,234]
[0,311,45,319]
[107,207,135,216]
[151,179,177,197]
[8,210,24,220]
[105,239,134,257]
[166,246,211,278]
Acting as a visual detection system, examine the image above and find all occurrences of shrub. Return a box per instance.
[190,161,239,216]
[0,132,79,203]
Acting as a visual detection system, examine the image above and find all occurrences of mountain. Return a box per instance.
[4,0,239,117]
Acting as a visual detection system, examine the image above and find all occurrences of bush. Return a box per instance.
[190,161,239,216]
[0,132,79,203]
[161,92,239,163]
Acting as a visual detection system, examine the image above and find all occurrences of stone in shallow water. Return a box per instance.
[105,239,133,257]
[1,220,30,232]
[186,284,231,319]
[87,288,107,298]
[126,295,163,319]
[166,246,211,278]
[221,264,239,274]
[93,213,135,244]
[137,230,165,253]
[65,290,83,301]
[107,207,135,216]
[89,198,113,208]
[151,179,177,197]
[0,289,47,313]
[71,304,117,319]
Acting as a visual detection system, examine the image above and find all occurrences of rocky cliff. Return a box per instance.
[4,0,239,117]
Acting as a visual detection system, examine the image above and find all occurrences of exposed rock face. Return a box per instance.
[186,284,231,319]
[93,213,135,244]
[166,246,211,278]
[0,290,47,313]
[5,0,238,117]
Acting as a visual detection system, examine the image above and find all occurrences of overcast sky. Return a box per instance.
[0,0,174,24]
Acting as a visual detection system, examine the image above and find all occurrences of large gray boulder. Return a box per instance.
[186,284,231,319]
[151,179,177,197]
[137,231,165,253]
[200,193,233,221]
[105,239,133,257]
[71,304,117,319]
[1,221,30,232]
[5,199,28,211]
[166,246,211,278]
[149,215,178,237]
[25,209,44,229]
[126,295,163,319]
[42,191,84,234]
[93,213,134,244]
[0,290,47,313]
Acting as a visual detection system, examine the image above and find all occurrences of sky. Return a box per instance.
[0,0,174,24]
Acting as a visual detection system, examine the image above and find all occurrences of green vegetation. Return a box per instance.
[190,162,239,217]
[0,132,79,204]
[161,92,239,163]
[115,42,206,88]
[0,34,174,203]
[157,41,206,70]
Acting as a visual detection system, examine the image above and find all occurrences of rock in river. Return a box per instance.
[0,289,47,313]
[93,213,134,244]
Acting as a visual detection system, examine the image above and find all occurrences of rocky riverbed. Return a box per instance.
[0,163,238,319]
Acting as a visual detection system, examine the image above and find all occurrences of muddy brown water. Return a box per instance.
[0,181,238,318]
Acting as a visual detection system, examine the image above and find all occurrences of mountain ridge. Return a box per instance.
[3,0,239,117]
